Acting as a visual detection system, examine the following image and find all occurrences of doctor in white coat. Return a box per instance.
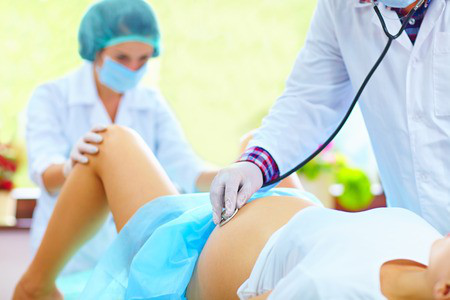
[211,0,450,235]
[27,0,215,274]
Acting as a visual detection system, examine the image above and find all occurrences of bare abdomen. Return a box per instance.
[186,195,316,300]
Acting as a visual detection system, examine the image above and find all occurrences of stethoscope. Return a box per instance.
[262,0,426,188]
[220,0,426,226]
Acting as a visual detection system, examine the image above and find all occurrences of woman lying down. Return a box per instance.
[14,125,450,300]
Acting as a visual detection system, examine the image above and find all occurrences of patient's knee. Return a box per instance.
[105,124,136,136]
[71,126,140,174]
[88,125,141,163]
[100,125,139,147]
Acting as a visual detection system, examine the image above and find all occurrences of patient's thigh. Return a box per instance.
[91,125,179,231]
[187,196,315,300]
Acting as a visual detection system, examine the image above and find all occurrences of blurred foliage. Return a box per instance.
[335,167,373,211]
[298,146,374,211]
[299,156,335,180]
[0,0,316,187]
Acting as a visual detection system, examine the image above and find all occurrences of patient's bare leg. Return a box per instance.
[13,125,178,300]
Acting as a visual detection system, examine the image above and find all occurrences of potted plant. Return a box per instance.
[0,143,18,226]
[297,143,374,211]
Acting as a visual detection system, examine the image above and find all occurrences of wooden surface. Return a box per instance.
[0,198,36,230]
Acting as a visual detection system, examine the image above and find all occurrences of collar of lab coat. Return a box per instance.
[354,0,447,51]
[353,0,444,7]
[67,62,154,111]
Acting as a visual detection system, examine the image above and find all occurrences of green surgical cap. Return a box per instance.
[78,0,161,61]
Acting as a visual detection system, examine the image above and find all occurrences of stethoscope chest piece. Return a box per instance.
[219,208,239,227]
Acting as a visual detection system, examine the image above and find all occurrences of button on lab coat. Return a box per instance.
[26,63,204,273]
[250,0,450,234]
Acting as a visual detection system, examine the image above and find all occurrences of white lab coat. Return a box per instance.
[250,0,450,234]
[26,62,204,274]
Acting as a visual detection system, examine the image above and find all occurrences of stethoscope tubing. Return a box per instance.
[262,0,425,188]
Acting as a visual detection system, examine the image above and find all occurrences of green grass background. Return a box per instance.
[0,0,316,186]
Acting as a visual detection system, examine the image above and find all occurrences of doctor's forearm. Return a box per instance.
[42,164,66,195]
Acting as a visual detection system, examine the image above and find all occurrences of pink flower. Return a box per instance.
[317,142,334,154]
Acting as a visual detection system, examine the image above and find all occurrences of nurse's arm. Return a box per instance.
[249,291,272,300]
[152,93,206,194]
[42,164,66,195]
[26,84,70,195]
[195,168,219,192]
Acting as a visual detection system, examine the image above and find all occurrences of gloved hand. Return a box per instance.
[210,161,263,225]
[63,125,107,177]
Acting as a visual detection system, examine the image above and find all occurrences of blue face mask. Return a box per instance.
[97,57,147,93]
[377,0,416,8]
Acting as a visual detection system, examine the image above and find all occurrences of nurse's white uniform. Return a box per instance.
[26,62,204,274]
[250,0,450,234]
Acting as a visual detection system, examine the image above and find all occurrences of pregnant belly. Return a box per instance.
[186,195,316,300]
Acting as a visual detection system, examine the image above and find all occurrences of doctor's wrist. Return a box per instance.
[238,146,280,184]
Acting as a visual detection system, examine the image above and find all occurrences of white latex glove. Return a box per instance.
[210,161,263,225]
[63,125,107,177]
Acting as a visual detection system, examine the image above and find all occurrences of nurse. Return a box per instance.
[26,0,214,274]
[211,0,450,235]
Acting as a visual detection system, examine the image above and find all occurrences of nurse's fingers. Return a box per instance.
[71,151,88,164]
[83,131,103,144]
[223,177,240,219]
[91,124,107,132]
[236,183,252,209]
[77,142,99,155]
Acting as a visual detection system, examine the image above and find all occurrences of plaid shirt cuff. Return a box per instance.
[238,146,280,184]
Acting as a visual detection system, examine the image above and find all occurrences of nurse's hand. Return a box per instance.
[63,125,107,177]
[210,162,263,225]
